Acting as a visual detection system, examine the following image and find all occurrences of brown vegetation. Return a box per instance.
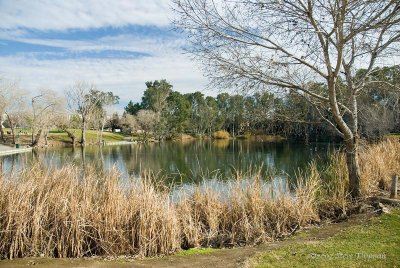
[0,167,318,259]
[359,138,400,195]
[0,139,398,260]
[306,138,400,218]
[212,130,230,139]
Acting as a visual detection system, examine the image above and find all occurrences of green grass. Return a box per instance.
[386,133,400,139]
[253,209,400,268]
[48,129,130,143]
[174,247,221,257]
[2,128,132,145]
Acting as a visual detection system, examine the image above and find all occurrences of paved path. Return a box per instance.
[0,144,13,151]
[0,144,32,156]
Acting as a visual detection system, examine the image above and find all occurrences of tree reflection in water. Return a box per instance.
[0,140,337,186]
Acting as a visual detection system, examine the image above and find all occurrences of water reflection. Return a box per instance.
[0,140,337,184]
[170,175,290,203]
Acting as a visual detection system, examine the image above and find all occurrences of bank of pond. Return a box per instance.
[0,139,398,260]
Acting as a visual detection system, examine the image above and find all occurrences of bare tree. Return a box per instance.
[92,91,119,143]
[4,113,26,144]
[0,79,26,144]
[66,82,109,146]
[173,0,400,198]
[136,110,158,141]
[121,113,139,136]
[358,65,400,138]
[28,89,64,147]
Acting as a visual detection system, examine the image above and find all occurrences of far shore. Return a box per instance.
[0,129,288,149]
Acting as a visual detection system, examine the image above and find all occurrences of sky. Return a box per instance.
[0,0,209,112]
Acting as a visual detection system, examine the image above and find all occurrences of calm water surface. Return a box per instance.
[0,140,338,185]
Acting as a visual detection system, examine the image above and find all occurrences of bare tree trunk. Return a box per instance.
[0,123,5,142]
[58,124,77,145]
[347,93,362,199]
[328,76,362,199]
[81,146,87,174]
[345,137,361,199]
[5,113,16,144]
[44,130,48,146]
[31,127,35,145]
[31,129,42,147]
[100,116,106,143]
[65,129,76,145]
[81,118,86,146]
[96,129,100,144]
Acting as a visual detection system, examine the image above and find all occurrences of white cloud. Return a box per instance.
[0,0,172,31]
[0,51,210,113]
[0,0,215,114]
[0,32,184,56]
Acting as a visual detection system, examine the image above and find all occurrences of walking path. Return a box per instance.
[0,144,32,156]
[0,212,375,268]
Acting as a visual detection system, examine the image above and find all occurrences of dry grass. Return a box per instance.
[212,130,230,139]
[306,154,350,218]
[177,172,319,249]
[0,166,180,259]
[0,166,319,259]
[359,138,400,195]
[0,139,398,260]
[304,138,400,217]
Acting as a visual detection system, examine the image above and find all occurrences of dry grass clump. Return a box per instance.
[177,173,319,248]
[305,138,400,217]
[0,166,180,259]
[359,138,400,195]
[213,130,230,139]
[305,155,349,218]
[0,165,319,259]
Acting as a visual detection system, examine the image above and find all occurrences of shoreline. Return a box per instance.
[0,139,398,262]
[0,144,33,156]
[0,133,288,149]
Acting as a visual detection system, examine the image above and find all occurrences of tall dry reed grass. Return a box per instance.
[0,166,180,259]
[0,139,398,259]
[304,138,400,217]
[359,138,400,195]
[0,165,318,259]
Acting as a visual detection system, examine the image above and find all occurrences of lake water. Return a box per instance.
[0,140,337,185]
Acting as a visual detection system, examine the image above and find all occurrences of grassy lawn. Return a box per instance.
[48,129,131,143]
[1,128,144,145]
[253,209,400,268]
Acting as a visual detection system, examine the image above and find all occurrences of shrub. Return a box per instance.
[212,130,230,139]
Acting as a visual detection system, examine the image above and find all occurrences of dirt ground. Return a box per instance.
[0,213,375,268]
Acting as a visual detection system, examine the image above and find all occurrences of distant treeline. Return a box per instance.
[121,66,400,141]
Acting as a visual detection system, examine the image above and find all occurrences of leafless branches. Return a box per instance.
[173,0,399,137]
[173,0,400,198]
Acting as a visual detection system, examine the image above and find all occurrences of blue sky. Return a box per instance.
[0,0,209,112]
